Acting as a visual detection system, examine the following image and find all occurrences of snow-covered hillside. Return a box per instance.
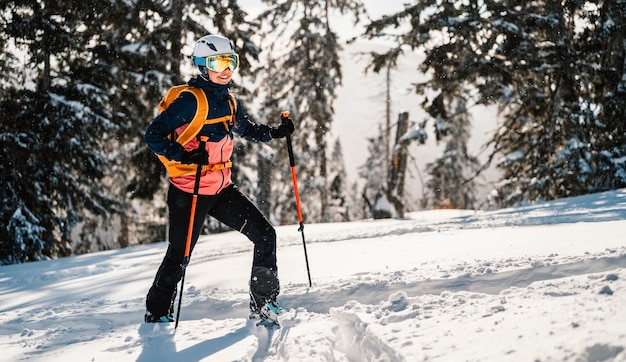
[1,189,625,361]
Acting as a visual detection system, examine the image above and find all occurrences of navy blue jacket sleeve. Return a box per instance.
[233,100,273,142]
[144,93,197,161]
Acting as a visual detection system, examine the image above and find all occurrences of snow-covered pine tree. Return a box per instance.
[359,125,393,219]
[579,1,626,192]
[484,0,626,206]
[364,2,480,210]
[0,1,123,263]
[424,95,478,209]
[327,139,352,221]
[256,0,363,224]
[363,0,625,208]
[0,0,263,263]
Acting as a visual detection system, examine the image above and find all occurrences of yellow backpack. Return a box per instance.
[156,85,236,178]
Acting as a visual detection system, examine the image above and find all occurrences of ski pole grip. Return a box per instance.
[281,111,296,166]
[281,111,290,126]
[198,135,209,157]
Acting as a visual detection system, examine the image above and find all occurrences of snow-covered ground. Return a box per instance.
[1,189,626,361]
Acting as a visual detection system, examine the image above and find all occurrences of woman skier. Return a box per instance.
[143,34,294,325]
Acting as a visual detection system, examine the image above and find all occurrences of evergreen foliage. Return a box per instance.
[424,95,479,209]
[257,0,363,223]
[1,1,123,263]
[2,0,623,264]
[328,139,352,221]
[359,125,394,218]
[0,0,260,263]
[364,0,625,208]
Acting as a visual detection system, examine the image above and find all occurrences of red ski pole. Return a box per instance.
[175,135,207,329]
[281,111,312,287]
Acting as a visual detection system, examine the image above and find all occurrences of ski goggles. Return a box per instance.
[192,54,239,72]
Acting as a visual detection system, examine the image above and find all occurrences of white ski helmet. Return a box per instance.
[191,35,238,75]
[192,35,234,58]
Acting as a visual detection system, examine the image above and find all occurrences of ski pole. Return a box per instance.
[281,111,312,287]
[175,135,207,329]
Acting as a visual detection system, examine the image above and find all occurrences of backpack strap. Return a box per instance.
[200,93,237,131]
[155,87,238,178]
[174,87,209,145]
[201,161,232,173]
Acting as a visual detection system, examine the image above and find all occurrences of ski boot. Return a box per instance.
[249,266,281,328]
[144,311,174,323]
[250,299,282,329]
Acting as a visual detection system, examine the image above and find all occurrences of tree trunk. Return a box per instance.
[387,112,409,217]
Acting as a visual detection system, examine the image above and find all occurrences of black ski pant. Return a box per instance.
[146,184,277,316]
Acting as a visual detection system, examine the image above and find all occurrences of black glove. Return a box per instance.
[180,148,209,165]
[270,117,295,139]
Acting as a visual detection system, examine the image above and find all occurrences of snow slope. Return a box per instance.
[1,189,626,361]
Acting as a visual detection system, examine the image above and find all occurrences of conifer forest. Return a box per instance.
[1,0,624,264]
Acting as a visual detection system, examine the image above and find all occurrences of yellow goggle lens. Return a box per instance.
[193,54,239,72]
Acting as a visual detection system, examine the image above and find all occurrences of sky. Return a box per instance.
[1,188,625,361]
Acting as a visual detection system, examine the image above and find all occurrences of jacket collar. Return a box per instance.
[187,75,232,97]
